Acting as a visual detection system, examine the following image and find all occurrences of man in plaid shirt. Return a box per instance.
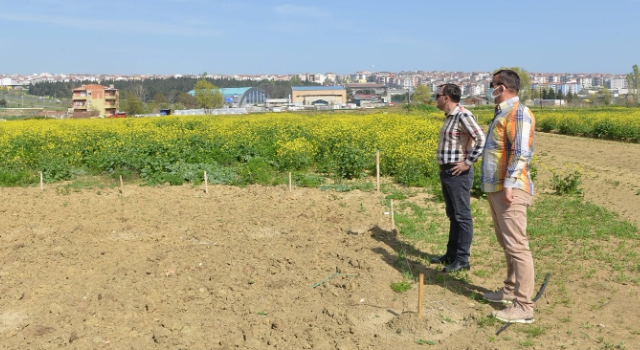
[481,69,537,324]
[431,83,485,273]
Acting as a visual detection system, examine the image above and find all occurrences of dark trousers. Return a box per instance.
[439,167,474,263]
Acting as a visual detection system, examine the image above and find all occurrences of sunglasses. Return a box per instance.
[490,82,506,89]
[435,94,445,99]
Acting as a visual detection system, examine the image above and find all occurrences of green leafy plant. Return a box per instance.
[390,280,411,293]
[551,170,583,196]
[335,146,369,179]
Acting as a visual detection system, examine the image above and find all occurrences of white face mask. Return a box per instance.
[488,85,504,102]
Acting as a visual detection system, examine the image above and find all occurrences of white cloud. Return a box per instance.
[274,5,330,19]
[0,12,221,37]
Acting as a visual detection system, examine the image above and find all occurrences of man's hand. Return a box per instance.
[450,161,471,176]
[502,187,515,205]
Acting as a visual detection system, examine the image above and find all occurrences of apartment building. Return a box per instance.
[72,84,118,117]
[606,77,627,89]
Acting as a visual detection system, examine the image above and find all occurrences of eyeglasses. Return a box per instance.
[490,82,506,89]
[435,94,445,100]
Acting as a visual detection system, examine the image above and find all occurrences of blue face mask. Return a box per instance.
[487,88,495,103]
[488,86,504,103]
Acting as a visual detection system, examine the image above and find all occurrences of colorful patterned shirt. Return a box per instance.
[436,104,486,166]
[481,96,536,194]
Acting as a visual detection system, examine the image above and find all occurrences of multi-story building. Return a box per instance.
[549,83,581,95]
[592,77,604,87]
[577,77,592,89]
[464,83,484,97]
[72,84,118,117]
[549,75,561,83]
[606,78,627,89]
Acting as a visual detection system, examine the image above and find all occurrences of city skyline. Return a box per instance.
[0,68,636,80]
[1,0,639,75]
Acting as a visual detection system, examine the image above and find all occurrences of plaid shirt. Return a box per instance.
[436,104,486,166]
[481,97,536,195]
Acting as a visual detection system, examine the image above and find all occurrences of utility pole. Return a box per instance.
[407,72,412,107]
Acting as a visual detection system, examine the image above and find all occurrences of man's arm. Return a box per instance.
[450,112,486,176]
[502,107,534,204]
[460,112,486,166]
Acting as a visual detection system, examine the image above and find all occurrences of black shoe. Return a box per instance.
[430,254,452,265]
[442,260,470,273]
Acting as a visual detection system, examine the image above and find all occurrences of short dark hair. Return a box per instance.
[493,70,520,92]
[438,83,461,103]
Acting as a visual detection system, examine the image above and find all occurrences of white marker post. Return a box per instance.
[39,172,44,190]
[390,199,395,229]
[119,175,124,194]
[289,172,292,192]
[418,273,424,319]
[376,150,380,192]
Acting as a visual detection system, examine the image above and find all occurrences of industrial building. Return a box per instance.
[290,86,346,106]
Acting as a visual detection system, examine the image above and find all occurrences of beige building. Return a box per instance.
[72,84,118,118]
[291,86,346,106]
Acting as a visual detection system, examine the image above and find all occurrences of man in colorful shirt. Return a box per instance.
[431,83,486,273]
[481,69,537,323]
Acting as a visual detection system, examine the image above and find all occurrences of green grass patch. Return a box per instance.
[390,280,412,293]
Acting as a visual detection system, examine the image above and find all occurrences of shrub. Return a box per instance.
[551,170,583,196]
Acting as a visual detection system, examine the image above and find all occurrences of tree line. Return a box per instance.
[28,76,320,115]
[28,76,319,102]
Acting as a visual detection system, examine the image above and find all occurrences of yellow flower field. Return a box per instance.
[0,112,442,186]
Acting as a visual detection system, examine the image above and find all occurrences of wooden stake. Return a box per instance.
[390,199,395,228]
[376,150,380,192]
[418,273,424,319]
[204,171,209,194]
[39,172,43,190]
[289,172,292,192]
[119,175,124,194]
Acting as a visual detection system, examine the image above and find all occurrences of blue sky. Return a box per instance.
[1,0,639,75]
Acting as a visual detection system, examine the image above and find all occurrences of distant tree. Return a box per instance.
[121,91,146,115]
[557,89,565,101]
[411,84,433,104]
[290,75,303,85]
[0,98,6,107]
[391,94,405,103]
[152,93,169,109]
[166,89,179,104]
[495,67,532,101]
[171,102,185,111]
[193,78,223,113]
[130,83,147,102]
[531,87,540,100]
[176,92,198,109]
[28,76,321,103]
[601,87,612,105]
[547,89,556,100]
[627,64,640,106]
[566,91,576,105]
[541,88,547,100]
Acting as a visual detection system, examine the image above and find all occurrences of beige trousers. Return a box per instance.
[487,189,535,311]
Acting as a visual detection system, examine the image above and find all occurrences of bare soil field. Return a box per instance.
[1,132,639,349]
[535,132,640,226]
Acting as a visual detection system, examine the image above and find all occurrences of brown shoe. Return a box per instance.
[491,300,534,324]
[483,288,514,304]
